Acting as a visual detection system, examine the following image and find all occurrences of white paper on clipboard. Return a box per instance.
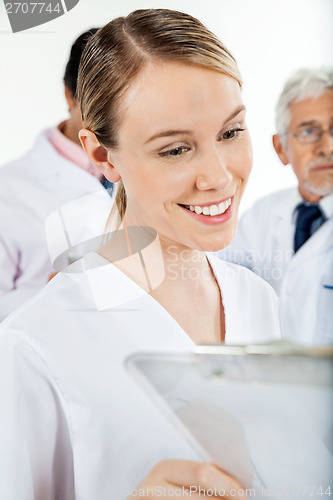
[126,344,333,499]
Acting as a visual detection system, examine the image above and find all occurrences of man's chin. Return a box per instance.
[304,179,333,198]
[304,173,333,198]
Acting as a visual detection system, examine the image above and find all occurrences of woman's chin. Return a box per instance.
[196,235,234,253]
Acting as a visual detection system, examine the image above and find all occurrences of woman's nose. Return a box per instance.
[195,149,233,191]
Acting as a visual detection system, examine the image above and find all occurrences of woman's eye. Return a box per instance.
[159,146,188,157]
[221,128,245,140]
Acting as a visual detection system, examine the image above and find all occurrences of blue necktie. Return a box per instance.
[294,203,323,252]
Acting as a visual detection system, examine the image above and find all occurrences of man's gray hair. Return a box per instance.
[275,67,333,142]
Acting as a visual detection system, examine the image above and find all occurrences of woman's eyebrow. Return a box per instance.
[144,129,192,144]
[144,105,246,144]
[222,105,246,125]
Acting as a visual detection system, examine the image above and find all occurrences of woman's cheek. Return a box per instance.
[244,135,254,177]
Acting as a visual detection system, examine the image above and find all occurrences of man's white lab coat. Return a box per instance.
[218,188,333,345]
[0,129,113,320]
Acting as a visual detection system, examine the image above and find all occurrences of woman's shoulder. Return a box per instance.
[208,253,281,343]
[0,254,97,337]
[208,252,276,290]
[208,253,280,315]
[0,253,109,391]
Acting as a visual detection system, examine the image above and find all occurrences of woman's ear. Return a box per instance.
[79,129,121,182]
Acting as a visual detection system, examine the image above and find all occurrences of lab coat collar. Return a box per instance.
[319,192,333,219]
[291,216,333,264]
[271,187,300,224]
[66,251,228,343]
[72,252,224,314]
[269,188,333,263]
[271,187,333,223]
[291,191,333,221]
[65,251,195,348]
[29,129,103,192]
[27,129,72,180]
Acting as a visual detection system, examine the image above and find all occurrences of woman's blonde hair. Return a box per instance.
[77,9,242,226]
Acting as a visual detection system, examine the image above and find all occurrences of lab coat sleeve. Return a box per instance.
[0,234,42,321]
[0,328,75,500]
[0,288,42,322]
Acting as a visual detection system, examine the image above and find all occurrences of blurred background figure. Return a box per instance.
[0,28,113,321]
[219,68,333,345]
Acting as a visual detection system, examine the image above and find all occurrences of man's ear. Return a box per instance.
[272,134,290,166]
[79,129,121,183]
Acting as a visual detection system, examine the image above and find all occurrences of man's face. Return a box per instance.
[273,90,333,203]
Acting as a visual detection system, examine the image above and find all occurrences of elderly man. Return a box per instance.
[0,29,113,321]
[219,68,333,345]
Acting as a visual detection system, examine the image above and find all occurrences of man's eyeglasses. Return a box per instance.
[285,126,333,144]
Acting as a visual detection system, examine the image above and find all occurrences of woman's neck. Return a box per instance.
[98,223,213,292]
[159,240,211,286]
[151,239,224,344]
[98,225,224,343]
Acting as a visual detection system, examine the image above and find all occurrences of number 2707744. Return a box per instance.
[5,3,61,14]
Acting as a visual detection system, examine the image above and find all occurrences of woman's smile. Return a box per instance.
[178,196,234,225]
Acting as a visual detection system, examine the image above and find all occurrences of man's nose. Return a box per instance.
[195,149,233,191]
[315,128,333,156]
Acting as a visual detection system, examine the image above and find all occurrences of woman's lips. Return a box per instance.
[179,196,234,225]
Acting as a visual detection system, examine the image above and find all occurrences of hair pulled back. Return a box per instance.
[64,28,99,97]
[77,9,242,222]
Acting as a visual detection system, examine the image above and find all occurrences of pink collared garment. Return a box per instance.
[49,121,103,180]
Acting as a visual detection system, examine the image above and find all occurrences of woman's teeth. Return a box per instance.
[186,198,231,216]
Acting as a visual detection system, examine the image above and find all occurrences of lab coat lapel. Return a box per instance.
[292,217,333,265]
[271,188,298,257]
[80,251,231,347]
[80,252,194,347]
[268,188,333,266]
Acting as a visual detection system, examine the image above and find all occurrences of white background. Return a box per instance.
[0,0,332,213]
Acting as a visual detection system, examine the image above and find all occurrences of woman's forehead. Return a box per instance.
[118,61,243,136]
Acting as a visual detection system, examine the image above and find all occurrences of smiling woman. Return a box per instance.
[0,9,280,500]
[81,63,251,252]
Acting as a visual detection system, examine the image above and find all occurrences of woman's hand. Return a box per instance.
[47,272,58,281]
[127,459,245,498]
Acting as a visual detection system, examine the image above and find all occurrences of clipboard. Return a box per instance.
[126,343,333,498]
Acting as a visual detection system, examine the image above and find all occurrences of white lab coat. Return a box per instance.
[0,253,280,500]
[0,130,113,321]
[217,188,333,345]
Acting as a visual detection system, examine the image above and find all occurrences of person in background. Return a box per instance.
[0,29,113,321]
[0,9,280,499]
[218,68,333,345]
